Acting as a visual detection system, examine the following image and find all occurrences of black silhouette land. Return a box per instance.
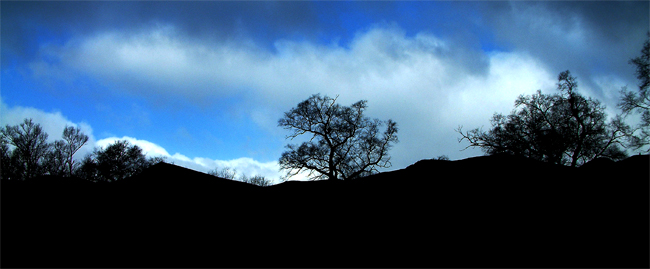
[2,153,648,268]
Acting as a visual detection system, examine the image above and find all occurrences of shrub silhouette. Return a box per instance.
[76,140,163,182]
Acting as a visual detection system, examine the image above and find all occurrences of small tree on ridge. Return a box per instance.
[458,71,629,167]
[278,94,398,180]
[1,119,50,179]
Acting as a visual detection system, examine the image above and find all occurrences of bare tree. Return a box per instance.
[458,71,629,167]
[1,133,17,180]
[279,94,398,180]
[44,140,67,176]
[60,126,89,176]
[207,166,237,180]
[208,165,274,186]
[240,174,273,187]
[434,155,450,161]
[44,126,89,177]
[619,33,650,152]
[1,119,51,179]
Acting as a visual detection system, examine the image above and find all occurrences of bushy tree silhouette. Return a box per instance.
[77,140,163,182]
[1,119,91,180]
[458,71,629,167]
[1,119,50,179]
[279,94,398,180]
[44,140,67,176]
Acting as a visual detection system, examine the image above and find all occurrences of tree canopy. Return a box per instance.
[1,119,51,179]
[1,118,162,182]
[44,126,89,177]
[77,140,163,182]
[458,70,629,167]
[278,94,398,180]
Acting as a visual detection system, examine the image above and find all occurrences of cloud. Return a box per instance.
[480,1,648,101]
[96,136,171,157]
[29,23,452,100]
[27,22,578,168]
[1,1,325,67]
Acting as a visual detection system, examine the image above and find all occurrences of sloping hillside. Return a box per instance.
[2,154,648,268]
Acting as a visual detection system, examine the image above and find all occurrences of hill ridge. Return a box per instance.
[2,154,648,268]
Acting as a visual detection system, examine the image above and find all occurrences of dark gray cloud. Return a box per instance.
[2,1,324,65]
[479,1,649,101]
[2,2,492,65]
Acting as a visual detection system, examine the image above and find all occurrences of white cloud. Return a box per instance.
[31,23,567,169]
[592,74,630,121]
[96,136,171,157]
[32,24,454,107]
[449,51,557,125]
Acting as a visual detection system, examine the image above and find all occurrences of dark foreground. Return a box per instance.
[2,154,649,268]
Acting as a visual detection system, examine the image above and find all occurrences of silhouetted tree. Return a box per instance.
[619,33,650,151]
[240,174,273,187]
[75,155,99,181]
[208,166,237,180]
[77,140,162,182]
[44,126,89,177]
[279,94,398,180]
[458,71,629,167]
[44,140,67,176]
[208,165,274,186]
[0,134,18,180]
[1,119,51,179]
[434,155,450,161]
[60,126,89,176]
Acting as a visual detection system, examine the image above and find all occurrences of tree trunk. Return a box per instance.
[571,131,588,167]
[570,146,581,167]
[326,137,340,180]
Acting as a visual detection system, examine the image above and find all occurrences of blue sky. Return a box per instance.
[2,1,648,182]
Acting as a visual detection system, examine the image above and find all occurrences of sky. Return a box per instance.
[2,1,648,183]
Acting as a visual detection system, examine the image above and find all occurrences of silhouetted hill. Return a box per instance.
[116,162,257,188]
[2,154,648,268]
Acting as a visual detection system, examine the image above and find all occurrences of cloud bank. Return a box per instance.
[30,23,570,168]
